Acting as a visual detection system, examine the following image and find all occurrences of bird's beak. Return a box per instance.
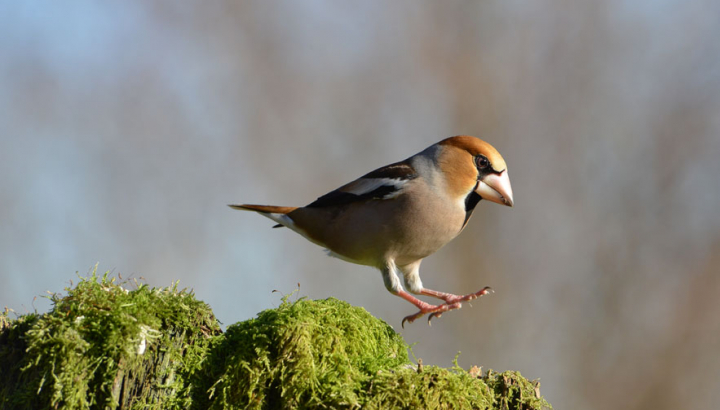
[476,170,514,207]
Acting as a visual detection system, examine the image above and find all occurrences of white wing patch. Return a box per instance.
[340,178,408,199]
[305,161,416,208]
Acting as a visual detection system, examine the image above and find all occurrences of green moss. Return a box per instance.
[195,295,551,409]
[0,268,221,409]
[196,296,409,409]
[1,272,552,410]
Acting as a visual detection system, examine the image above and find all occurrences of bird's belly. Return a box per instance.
[389,217,463,266]
[319,199,466,267]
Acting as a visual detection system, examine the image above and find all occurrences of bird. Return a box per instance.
[230,135,513,326]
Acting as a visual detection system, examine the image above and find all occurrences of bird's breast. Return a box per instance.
[387,192,467,265]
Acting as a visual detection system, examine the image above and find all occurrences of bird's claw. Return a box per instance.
[402,310,427,328]
[401,302,461,328]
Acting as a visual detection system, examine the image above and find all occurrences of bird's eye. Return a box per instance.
[476,156,490,170]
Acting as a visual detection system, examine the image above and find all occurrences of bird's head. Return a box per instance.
[437,135,514,207]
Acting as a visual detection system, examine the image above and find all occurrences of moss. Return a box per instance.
[196,295,551,409]
[1,272,552,410]
[0,268,221,409]
[195,296,409,409]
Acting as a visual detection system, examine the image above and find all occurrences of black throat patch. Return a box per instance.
[463,185,482,228]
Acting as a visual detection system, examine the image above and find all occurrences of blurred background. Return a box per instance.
[2,1,719,408]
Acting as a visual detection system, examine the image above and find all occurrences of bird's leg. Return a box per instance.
[382,263,447,327]
[394,261,494,326]
[385,262,490,327]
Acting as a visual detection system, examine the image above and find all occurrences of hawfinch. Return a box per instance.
[230,136,513,326]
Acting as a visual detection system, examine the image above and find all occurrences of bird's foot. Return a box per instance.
[401,286,495,328]
[402,302,462,328]
[439,286,494,305]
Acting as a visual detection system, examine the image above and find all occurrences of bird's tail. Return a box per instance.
[228,204,298,228]
[229,204,297,214]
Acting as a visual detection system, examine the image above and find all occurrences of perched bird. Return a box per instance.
[230,136,513,326]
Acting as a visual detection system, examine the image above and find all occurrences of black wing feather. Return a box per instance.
[306,161,416,208]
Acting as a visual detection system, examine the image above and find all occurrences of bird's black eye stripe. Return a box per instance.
[475,155,490,170]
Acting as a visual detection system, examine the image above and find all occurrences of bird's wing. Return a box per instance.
[306,161,417,208]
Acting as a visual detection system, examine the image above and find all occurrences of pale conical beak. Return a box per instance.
[476,170,514,207]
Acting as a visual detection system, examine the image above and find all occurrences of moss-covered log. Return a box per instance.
[0,272,552,409]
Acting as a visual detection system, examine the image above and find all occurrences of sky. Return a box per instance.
[2,2,720,409]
